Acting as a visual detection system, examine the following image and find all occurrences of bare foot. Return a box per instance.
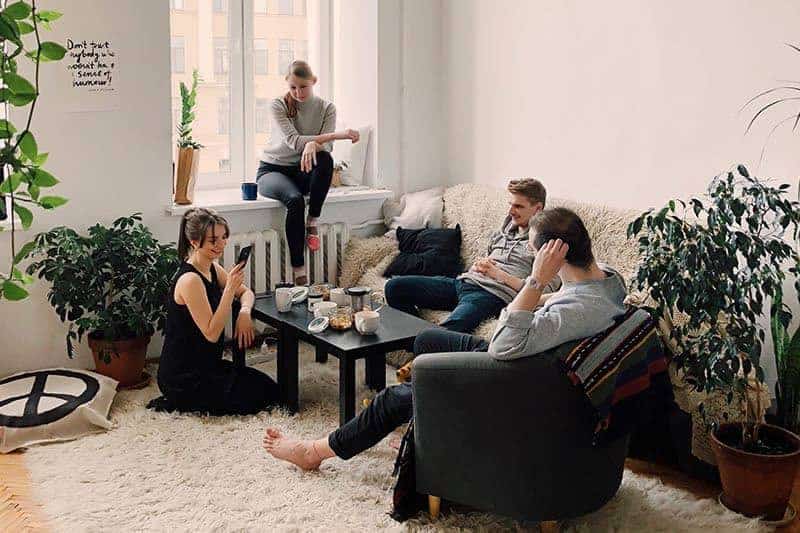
[262,428,322,471]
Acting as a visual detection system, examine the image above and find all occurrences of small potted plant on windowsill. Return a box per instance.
[628,164,800,522]
[174,68,202,205]
[25,214,180,387]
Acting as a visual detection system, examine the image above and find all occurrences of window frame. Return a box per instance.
[172,0,332,191]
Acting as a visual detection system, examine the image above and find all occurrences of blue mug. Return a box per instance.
[241,182,258,200]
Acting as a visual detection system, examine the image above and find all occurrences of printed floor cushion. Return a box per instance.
[0,368,117,453]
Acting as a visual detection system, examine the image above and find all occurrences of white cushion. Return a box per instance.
[332,125,371,186]
[0,368,117,453]
[383,186,445,238]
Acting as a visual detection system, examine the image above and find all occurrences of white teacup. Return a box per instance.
[354,309,380,335]
[330,287,349,307]
[276,286,307,312]
[313,301,338,318]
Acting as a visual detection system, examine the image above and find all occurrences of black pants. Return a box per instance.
[328,328,489,459]
[150,360,279,416]
[256,151,334,268]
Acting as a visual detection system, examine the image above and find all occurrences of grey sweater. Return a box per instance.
[458,216,561,303]
[488,264,627,360]
[261,96,336,165]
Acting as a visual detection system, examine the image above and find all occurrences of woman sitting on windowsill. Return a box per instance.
[257,60,360,286]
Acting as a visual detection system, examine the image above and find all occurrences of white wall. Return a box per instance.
[0,0,386,378]
[378,0,444,195]
[443,0,800,392]
[443,0,800,209]
[332,0,378,185]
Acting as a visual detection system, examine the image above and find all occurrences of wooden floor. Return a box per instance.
[0,452,797,531]
[0,451,47,532]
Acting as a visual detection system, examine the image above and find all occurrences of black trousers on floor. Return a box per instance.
[328,328,489,459]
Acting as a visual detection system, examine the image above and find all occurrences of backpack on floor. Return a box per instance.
[389,420,427,522]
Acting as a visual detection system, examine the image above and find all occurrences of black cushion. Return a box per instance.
[384,225,463,277]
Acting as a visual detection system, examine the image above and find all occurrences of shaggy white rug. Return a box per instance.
[24,344,769,532]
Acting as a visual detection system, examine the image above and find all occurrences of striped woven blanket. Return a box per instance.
[559,306,670,441]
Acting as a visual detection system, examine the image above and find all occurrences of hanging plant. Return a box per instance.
[0,0,67,301]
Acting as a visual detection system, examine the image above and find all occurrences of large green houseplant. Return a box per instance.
[628,164,800,521]
[27,213,180,386]
[0,1,67,301]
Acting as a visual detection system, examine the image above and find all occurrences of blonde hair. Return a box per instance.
[284,60,316,118]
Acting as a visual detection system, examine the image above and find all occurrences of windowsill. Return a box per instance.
[165,185,393,216]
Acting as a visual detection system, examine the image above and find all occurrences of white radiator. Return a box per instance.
[221,222,351,292]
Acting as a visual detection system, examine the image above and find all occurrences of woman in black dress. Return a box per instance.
[149,208,278,415]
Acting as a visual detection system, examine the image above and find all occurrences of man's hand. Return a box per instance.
[301,141,320,172]
[531,239,569,287]
[235,312,255,349]
[471,257,507,284]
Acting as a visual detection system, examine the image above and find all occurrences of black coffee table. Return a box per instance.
[251,294,435,426]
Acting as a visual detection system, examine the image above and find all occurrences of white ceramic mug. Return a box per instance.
[330,287,349,307]
[276,287,307,312]
[313,301,338,318]
[354,309,380,335]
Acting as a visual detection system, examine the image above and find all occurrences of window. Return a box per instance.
[256,98,270,134]
[214,38,229,76]
[170,36,185,74]
[170,0,319,189]
[170,0,185,10]
[218,97,229,135]
[278,0,293,16]
[298,0,307,15]
[278,39,293,76]
[254,39,268,75]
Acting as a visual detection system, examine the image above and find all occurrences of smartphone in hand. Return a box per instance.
[237,245,253,266]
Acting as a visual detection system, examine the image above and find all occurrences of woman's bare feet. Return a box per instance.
[263,428,326,471]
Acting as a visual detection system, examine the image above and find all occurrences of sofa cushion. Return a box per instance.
[384,225,463,278]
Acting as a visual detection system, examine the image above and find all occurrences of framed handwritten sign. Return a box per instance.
[60,37,120,112]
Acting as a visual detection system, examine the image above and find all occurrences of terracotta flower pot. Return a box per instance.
[87,332,150,388]
[174,146,199,205]
[711,422,800,521]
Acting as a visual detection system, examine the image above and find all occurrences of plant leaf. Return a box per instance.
[3,2,31,20]
[39,195,67,209]
[0,172,23,193]
[13,239,36,264]
[3,72,34,96]
[12,202,32,228]
[32,169,58,187]
[2,279,28,300]
[35,10,61,22]
[39,41,66,61]
[18,130,37,160]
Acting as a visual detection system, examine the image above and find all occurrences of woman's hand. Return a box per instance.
[235,311,255,349]
[224,262,245,297]
[301,141,320,172]
[531,239,569,287]
[343,128,359,143]
[472,257,502,281]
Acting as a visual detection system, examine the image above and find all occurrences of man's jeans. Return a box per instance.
[327,328,489,460]
[384,275,506,333]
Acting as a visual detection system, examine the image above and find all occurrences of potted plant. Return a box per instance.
[26,214,180,387]
[0,1,68,302]
[174,68,202,205]
[628,164,800,521]
[771,289,800,436]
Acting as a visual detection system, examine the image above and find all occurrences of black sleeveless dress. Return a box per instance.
[150,262,278,415]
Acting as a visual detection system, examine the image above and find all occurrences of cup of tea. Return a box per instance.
[275,286,307,312]
[313,301,337,318]
[354,309,380,335]
[241,182,258,200]
[330,287,349,307]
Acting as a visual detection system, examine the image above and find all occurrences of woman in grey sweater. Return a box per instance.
[257,61,360,285]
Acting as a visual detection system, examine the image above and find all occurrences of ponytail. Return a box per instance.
[283,60,316,119]
[177,208,230,261]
